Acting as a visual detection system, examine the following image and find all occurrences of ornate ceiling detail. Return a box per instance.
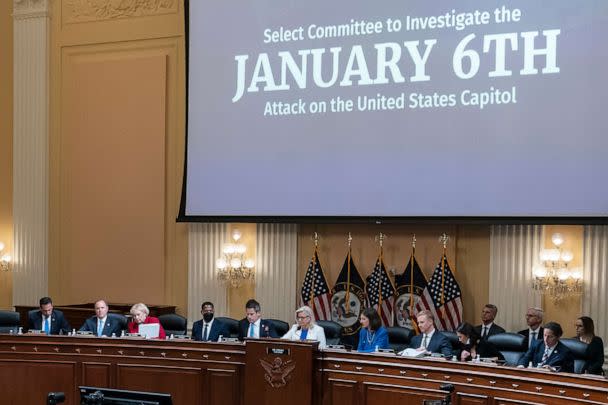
[63,0,177,23]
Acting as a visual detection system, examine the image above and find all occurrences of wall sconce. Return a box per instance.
[532,233,582,301]
[216,229,255,288]
[0,241,12,272]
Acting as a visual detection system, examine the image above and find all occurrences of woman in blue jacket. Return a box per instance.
[357,307,389,352]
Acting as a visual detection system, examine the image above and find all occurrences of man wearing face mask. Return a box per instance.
[192,302,230,342]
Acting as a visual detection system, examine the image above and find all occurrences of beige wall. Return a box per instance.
[49,1,188,312]
[0,1,13,309]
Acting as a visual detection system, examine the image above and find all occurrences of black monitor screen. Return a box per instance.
[78,386,172,405]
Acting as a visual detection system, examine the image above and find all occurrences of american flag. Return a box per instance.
[365,257,396,327]
[300,250,332,320]
[416,255,463,331]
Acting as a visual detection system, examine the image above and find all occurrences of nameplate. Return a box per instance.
[76,331,93,336]
[267,347,290,355]
[27,330,44,334]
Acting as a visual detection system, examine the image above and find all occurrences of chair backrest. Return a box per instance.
[487,332,526,366]
[386,326,414,352]
[158,313,188,336]
[112,313,129,333]
[215,317,240,339]
[0,310,20,333]
[316,320,343,345]
[440,331,461,351]
[266,318,290,337]
[560,338,588,374]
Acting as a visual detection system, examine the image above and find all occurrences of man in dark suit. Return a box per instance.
[27,296,71,335]
[238,299,278,340]
[517,322,574,373]
[518,307,544,349]
[79,300,124,337]
[474,304,505,340]
[407,310,452,357]
[192,301,230,342]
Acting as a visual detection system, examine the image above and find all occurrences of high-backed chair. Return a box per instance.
[386,326,414,352]
[112,313,129,333]
[317,320,343,345]
[441,330,460,352]
[487,332,526,366]
[560,338,588,374]
[266,318,289,337]
[215,317,240,339]
[158,313,188,336]
[0,310,20,333]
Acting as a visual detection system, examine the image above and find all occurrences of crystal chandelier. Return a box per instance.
[532,233,582,301]
[216,229,255,288]
[0,241,12,272]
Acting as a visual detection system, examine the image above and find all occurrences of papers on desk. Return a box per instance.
[138,323,160,339]
[398,348,427,358]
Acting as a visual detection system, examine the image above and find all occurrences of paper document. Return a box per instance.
[398,348,426,358]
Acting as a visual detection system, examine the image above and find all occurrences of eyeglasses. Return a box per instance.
[296,316,310,320]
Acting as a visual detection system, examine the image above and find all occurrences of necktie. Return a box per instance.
[541,347,551,365]
[202,323,208,341]
[98,320,103,337]
[248,323,255,338]
[482,326,488,338]
[43,317,50,335]
[529,331,536,348]
[421,334,428,349]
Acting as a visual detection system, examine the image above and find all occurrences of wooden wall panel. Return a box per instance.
[327,379,359,405]
[0,360,76,405]
[207,368,239,405]
[364,383,446,405]
[456,393,490,405]
[82,362,111,387]
[117,364,202,405]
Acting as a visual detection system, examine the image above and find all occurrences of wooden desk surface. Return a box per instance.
[0,335,606,405]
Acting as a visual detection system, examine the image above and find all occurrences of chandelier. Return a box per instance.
[0,241,11,272]
[216,229,255,288]
[532,233,582,301]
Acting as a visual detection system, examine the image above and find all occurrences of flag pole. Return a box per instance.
[439,233,449,319]
[345,233,352,313]
[377,232,385,320]
[409,235,416,317]
[310,232,319,305]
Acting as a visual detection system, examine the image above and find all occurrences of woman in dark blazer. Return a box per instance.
[357,308,389,353]
[575,316,605,375]
[456,322,503,362]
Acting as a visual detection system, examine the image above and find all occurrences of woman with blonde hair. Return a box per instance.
[128,303,167,340]
[282,305,327,349]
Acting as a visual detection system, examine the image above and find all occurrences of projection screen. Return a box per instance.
[180,0,608,221]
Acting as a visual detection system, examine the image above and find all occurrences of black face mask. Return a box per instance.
[203,312,214,322]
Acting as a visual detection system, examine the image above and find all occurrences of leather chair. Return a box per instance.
[487,332,526,366]
[317,320,343,345]
[215,317,240,339]
[0,310,20,333]
[266,318,289,337]
[560,338,588,374]
[441,330,461,352]
[158,313,188,336]
[386,326,414,352]
[112,313,129,334]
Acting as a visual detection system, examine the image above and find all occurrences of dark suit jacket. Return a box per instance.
[237,318,278,341]
[192,318,230,342]
[27,309,71,335]
[518,340,574,372]
[409,330,453,357]
[475,323,506,340]
[518,327,544,349]
[79,314,124,337]
[583,336,605,375]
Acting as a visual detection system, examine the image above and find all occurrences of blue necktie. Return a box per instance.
[43,317,50,335]
[248,323,254,338]
[98,320,103,337]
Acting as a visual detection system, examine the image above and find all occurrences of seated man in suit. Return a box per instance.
[238,299,279,340]
[27,296,71,335]
[192,301,229,342]
[79,300,124,337]
[474,304,506,340]
[407,310,452,357]
[518,307,544,349]
[517,321,574,372]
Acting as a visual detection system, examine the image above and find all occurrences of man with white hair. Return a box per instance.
[518,307,544,348]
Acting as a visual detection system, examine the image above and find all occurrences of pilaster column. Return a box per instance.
[12,0,50,305]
